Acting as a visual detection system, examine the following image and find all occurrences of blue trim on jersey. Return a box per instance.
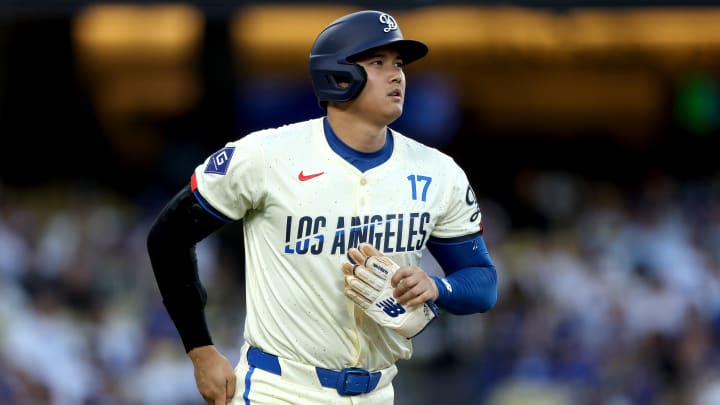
[192,189,233,223]
[323,117,393,172]
[243,366,255,404]
[426,233,498,314]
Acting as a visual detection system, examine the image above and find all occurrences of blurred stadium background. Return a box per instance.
[2,1,720,404]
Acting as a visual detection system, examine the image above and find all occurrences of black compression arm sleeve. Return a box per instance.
[146,185,226,352]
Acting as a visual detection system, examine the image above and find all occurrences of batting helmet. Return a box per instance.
[309,10,428,108]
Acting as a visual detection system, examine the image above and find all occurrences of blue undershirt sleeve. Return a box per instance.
[426,233,498,315]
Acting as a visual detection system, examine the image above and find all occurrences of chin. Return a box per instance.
[384,106,403,123]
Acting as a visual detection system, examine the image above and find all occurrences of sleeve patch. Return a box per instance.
[204,147,235,175]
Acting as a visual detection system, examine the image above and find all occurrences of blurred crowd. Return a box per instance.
[1,170,720,405]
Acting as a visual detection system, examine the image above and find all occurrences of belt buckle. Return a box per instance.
[335,367,370,396]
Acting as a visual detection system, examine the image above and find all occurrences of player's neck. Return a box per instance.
[326,112,387,153]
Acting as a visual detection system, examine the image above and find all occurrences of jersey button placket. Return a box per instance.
[358,177,368,213]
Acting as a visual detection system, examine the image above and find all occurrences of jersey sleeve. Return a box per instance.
[191,133,266,221]
[431,161,483,239]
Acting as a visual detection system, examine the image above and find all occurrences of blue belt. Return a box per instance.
[246,346,381,397]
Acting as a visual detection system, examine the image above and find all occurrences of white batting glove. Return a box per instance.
[343,244,439,338]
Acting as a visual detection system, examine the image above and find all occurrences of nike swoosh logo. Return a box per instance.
[298,171,325,181]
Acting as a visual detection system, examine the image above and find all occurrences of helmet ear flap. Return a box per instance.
[308,60,367,109]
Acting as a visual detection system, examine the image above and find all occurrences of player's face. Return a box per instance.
[351,48,406,125]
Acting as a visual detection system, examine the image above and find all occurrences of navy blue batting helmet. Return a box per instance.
[309,10,428,108]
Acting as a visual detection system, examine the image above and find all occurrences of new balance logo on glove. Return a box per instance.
[341,243,438,338]
[377,298,406,317]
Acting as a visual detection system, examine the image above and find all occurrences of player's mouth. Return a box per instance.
[388,89,402,100]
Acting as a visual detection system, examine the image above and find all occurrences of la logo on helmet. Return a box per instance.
[379,13,398,32]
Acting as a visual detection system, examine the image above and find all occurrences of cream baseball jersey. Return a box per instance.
[191,117,482,371]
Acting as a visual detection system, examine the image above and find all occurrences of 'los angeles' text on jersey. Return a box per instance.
[284,212,431,255]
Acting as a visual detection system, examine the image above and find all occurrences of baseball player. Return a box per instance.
[147,9,498,405]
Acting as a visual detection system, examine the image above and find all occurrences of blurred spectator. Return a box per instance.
[1,171,720,404]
